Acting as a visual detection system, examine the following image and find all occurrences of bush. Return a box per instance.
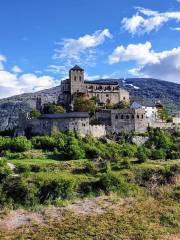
[64,136,85,160]
[8,137,32,152]
[119,143,137,158]
[0,159,12,183]
[136,146,148,163]
[172,185,180,201]
[98,172,129,195]
[151,149,166,160]
[37,175,76,203]
[32,136,57,151]
[3,176,39,206]
[84,144,102,159]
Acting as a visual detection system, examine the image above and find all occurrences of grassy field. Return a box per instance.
[0,153,179,239]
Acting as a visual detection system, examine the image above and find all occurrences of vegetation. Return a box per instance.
[74,96,96,112]
[42,103,65,114]
[0,128,179,239]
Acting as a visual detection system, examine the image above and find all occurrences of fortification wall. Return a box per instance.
[89,125,106,138]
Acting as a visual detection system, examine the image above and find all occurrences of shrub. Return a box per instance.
[98,172,129,195]
[32,136,57,151]
[3,176,39,206]
[119,143,137,158]
[84,144,102,159]
[136,146,148,163]
[172,185,180,201]
[151,149,166,160]
[84,161,97,174]
[38,175,76,203]
[0,160,12,183]
[64,136,85,160]
[8,137,32,152]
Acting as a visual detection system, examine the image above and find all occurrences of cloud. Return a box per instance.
[0,54,6,70]
[122,7,180,35]
[171,27,180,31]
[108,41,158,65]
[53,29,112,66]
[45,65,67,74]
[0,55,59,98]
[108,42,180,83]
[11,65,22,73]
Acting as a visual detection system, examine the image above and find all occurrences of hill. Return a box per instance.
[0,78,179,131]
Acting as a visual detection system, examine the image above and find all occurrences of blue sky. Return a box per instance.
[0,0,180,98]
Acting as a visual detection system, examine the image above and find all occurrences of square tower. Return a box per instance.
[69,65,86,96]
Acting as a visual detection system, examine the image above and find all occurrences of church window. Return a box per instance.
[74,76,77,81]
[115,115,118,119]
[79,76,82,81]
[142,114,144,119]
[121,115,124,119]
[126,115,129,119]
[137,115,139,119]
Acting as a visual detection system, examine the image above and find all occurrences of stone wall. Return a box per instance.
[89,125,106,138]
[26,117,90,137]
[96,110,111,125]
[111,108,148,133]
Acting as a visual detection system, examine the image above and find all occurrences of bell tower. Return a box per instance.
[69,65,85,95]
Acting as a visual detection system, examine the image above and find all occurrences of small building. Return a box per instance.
[25,112,90,137]
[111,108,148,133]
[17,112,106,138]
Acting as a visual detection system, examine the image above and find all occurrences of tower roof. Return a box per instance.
[70,65,84,71]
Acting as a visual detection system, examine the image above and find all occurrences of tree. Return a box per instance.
[42,104,65,114]
[30,109,41,118]
[136,146,148,163]
[74,96,96,112]
[158,107,171,122]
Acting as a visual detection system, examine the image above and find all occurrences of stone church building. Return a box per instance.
[58,65,129,108]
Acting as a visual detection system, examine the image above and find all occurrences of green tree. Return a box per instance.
[42,104,65,114]
[74,96,96,112]
[64,135,85,160]
[30,109,41,118]
[136,146,148,163]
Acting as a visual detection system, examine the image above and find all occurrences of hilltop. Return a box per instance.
[0,78,179,131]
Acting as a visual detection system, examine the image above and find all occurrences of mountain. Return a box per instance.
[0,78,179,131]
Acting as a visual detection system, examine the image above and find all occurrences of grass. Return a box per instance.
[0,152,179,239]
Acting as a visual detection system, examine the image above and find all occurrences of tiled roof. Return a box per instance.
[39,112,89,119]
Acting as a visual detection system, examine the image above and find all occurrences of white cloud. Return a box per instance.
[45,65,67,74]
[108,41,158,65]
[108,42,180,83]
[53,29,112,66]
[0,54,6,70]
[122,7,180,35]
[0,55,59,98]
[171,27,180,31]
[11,65,22,73]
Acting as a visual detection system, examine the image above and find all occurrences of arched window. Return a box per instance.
[121,115,124,119]
[79,76,82,81]
[115,114,118,119]
[142,114,144,119]
[74,76,77,81]
[126,115,129,119]
[137,115,139,119]
[132,115,134,119]
[123,97,126,100]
